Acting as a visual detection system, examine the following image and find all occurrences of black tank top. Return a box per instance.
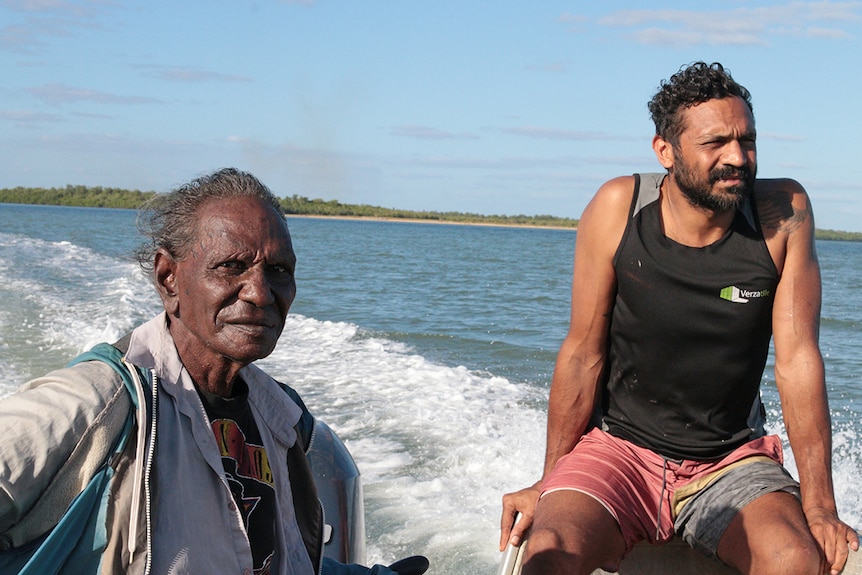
[601,173,778,460]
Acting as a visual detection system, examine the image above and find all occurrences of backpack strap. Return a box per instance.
[0,343,141,574]
[75,342,140,411]
[277,382,315,452]
[112,333,133,355]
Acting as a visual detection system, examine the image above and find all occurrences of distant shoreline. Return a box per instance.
[2,186,861,239]
[0,186,582,231]
[287,213,578,231]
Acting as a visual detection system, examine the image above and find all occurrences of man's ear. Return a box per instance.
[652,134,675,170]
[154,248,180,315]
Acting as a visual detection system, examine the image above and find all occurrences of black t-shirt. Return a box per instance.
[197,378,276,575]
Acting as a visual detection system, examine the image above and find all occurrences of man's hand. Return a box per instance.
[805,506,860,575]
[499,482,542,551]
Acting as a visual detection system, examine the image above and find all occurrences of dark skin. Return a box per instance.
[500,96,858,575]
[153,195,297,398]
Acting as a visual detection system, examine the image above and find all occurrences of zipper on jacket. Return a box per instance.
[305,417,317,455]
[142,370,158,575]
[123,359,148,563]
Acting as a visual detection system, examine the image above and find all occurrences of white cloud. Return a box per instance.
[804,26,852,38]
[2,0,99,16]
[558,12,588,32]
[596,2,862,46]
[27,83,161,105]
[0,0,115,52]
[0,109,64,124]
[501,126,625,142]
[137,65,253,84]
[760,131,805,142]
[390,125,479,141]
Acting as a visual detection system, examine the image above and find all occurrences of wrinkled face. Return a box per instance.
[670,96,757,212]
[160,195,297,367]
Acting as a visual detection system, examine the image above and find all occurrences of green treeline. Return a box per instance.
[3,185,862,240]
[280,195,578,228]
[0,186,579,229]
[811,228,862,241]
[0,185,156,209]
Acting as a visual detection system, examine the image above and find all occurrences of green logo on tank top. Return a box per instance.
[720,285,772,303]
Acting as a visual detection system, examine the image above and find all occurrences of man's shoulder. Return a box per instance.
[572,175,639,267]
[752,178,811,236]
[753,177,805,195]
[586,175,637,215]
[600,174,639,194]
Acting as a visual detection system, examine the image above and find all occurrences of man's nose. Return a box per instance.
[240,266,276,306]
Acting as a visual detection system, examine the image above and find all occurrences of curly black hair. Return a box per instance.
[648,62,753,144]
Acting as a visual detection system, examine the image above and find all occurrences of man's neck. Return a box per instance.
[660,176,737,247]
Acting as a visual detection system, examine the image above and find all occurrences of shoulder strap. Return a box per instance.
[72,341,139,410]
[277,382,315,452]
[631,172,663,218]
[0,343,141,574]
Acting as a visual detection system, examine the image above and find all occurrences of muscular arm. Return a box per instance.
[500,177,631,549]
[763,180,859,570]
[542,187,623,475]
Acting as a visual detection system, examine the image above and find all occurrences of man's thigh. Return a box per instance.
[525,489,627,574]
[541,428,672,548]
[675,458,801,558]
[716,491,820,574]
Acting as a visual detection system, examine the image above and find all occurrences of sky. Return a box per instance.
[2,1,862,231]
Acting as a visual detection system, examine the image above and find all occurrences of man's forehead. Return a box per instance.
[192,199,292,248]
[683,96,752,118]
[679,97,754,133]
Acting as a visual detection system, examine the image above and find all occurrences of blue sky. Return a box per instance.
[2,1,862,231]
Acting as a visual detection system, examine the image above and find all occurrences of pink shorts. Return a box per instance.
[540,428,794,554]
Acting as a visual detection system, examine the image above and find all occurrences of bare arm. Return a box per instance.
[499,177,631,549]
[765,181,859,573]
[542,209,619,474]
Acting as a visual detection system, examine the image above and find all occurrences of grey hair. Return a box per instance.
[134,168,285,275]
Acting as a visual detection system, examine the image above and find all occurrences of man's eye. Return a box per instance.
[218,261,244,270]
[269,264,294,276]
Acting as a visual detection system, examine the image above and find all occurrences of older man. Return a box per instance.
[500,63,858,575]
[0,169,421,574]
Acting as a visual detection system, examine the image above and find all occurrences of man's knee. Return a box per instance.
[522,526,587,575]
[718,492,822,575]
[521,492,626,575]
[751,535,821,575]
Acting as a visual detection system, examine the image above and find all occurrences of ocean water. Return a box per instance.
[0,203,859,573]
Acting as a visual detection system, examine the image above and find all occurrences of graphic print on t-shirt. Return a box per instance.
[211,417,277,575]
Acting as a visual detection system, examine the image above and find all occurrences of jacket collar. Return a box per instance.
[125,312,301,447]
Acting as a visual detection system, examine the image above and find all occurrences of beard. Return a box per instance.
[671,154,756,213]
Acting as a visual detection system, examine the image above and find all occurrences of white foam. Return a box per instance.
[0,233,160,390]
[766,401,861,527]
[259,314,546,569]
[3,226,859,571]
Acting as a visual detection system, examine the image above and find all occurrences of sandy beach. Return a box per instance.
[286,213,578,231]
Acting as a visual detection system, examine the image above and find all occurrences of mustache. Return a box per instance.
[709,166,754,184]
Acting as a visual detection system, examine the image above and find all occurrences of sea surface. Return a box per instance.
[0,203,859,573]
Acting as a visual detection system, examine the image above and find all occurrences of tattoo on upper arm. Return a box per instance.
[757,189,809,234]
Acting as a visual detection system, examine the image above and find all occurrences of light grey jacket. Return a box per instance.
[0,313,318,574]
